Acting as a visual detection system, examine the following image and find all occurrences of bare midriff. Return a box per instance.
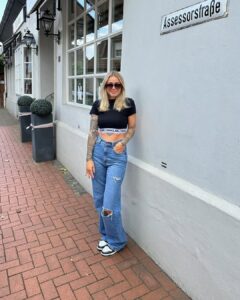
[98,132,126,142]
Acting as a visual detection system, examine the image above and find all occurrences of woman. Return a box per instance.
[86,71,136,256]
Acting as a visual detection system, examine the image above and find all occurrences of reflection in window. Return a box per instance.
[76,78,83,104]
[68,24,75,48]
[77,48,83,75]
[69,79,75,102]
[86,78,94,105]
[24,48,32,62]
[86,10,95,42]
[86,44,94,74]
[97,1,109,38]
[24,63,32,78]
[68,0,75,21]
[77,0,84,15]
[23,47,33,95]
[96,78,103,99]
[24,48,32,79]
[69,52,75,75]
[112,0,123,32]
[111,34,122,71]
[77,18,84,46]
[86,0,95,10]
[24,80,32,94]
[97,39,108,73]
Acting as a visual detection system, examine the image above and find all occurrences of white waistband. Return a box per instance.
[98,128,127,134]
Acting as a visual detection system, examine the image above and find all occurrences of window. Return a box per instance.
[67,0,124,106]
[24,48,32,94]
[14,46,33,95]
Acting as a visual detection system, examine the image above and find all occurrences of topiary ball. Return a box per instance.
[30,99,52,116]
[17,95,34,106]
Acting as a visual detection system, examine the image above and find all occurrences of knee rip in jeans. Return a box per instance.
[113,176,121,183]
[102,208,113,217]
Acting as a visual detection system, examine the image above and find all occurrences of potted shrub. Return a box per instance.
[30,99,55,162]
[17,95,34,142]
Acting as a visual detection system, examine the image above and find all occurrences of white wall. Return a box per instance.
[123,158,240,300]
[39,30,54,99]
[120,0,240,299]
[55,0,240,299]
[122,0,240,207]
[5,65,17,116]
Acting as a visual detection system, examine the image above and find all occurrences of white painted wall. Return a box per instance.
[120,0,240,299]
[122,0,240,208]
[5,65,17,116]
[122,159,240,300]
[55,0,240,299]
[39,29,54,99]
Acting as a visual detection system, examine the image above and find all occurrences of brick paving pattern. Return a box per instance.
[0,109,191,300]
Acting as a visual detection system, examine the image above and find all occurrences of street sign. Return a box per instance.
[161,0,229,35]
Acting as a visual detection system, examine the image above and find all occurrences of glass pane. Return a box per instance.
[68,52,75,75]
[97,1,109,38]
[68,0,75,21]
[24,80,32,94]
[86,0,95,10]
[24,63,32,78]
[77,17,84,46]
[86,78,94,105]
[77,0,84,15]
[112,0,123,32]
[111,34,122,71]
[86,44,94,74]
[97,39,108,73]
[76,49,84,75]
[69,79,75,102]
[86,10,95,42]
[96,78,103,99]
[68,24,75,49]
[76,78,83,104]
[24,47,32,62]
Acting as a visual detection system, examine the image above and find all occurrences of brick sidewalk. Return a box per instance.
[0,109,191,300]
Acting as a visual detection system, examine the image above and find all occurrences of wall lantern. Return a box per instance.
[22,30,38,55]
[39,10,60,44]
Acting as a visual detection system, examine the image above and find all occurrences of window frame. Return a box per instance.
[14,45,34,97]
[66,0,124,107]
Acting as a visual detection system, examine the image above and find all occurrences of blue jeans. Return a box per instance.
[92,136,128,251]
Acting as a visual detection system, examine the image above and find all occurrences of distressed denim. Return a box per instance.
[92,136,128,251]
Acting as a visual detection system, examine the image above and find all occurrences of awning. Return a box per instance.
[27,0,45,15]
[0,0,26,42]
[27,0,61,16]
[3,31,22,53]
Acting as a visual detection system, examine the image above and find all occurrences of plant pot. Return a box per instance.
[31,113,55,162]
[18,105,32,142]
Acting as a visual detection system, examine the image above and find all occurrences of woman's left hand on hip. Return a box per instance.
[114,142,125,154]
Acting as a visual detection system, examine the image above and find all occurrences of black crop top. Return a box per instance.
[90,98,136,129]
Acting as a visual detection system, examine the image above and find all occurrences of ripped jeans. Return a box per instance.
[92,136,128,251]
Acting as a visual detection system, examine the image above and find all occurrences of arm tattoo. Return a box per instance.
[121,126,136,146]
[86,114,98,161]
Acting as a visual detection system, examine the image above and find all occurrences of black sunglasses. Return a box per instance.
[105,83,122,89]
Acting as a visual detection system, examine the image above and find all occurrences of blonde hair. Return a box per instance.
[99,71,129,112]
